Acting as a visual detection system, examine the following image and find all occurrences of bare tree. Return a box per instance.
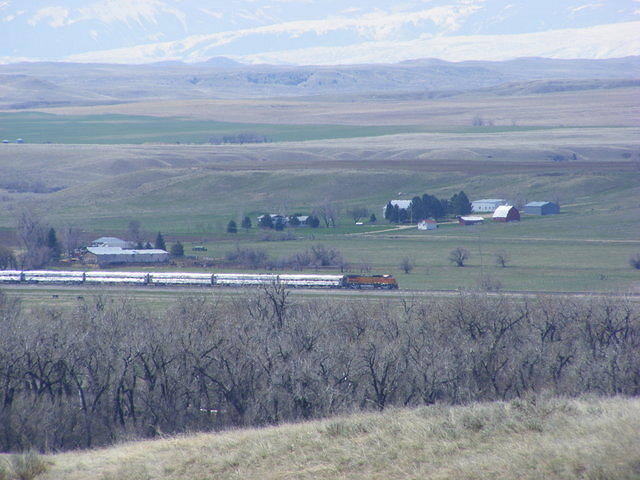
[313,202,339,228]
[127,220,143,243]
[0,245,17,269]
[59,225,82,257]
[347,207,369,223]
[399,257,415,274]
[494,250,510,268]
[14,207,51,268]
[448,247,470,267]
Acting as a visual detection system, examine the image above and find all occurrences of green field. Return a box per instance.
[0,113,638,294]
[0,112,550,145]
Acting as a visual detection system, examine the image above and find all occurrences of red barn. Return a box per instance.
[492,205,520,222]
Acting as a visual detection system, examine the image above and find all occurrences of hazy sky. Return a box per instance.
[1,0,639,63]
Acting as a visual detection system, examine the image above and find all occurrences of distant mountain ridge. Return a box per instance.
[0,56,638,109]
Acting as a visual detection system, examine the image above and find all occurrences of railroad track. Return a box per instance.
[3,283,639,301]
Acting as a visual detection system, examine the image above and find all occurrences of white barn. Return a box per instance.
[471,199,508,213]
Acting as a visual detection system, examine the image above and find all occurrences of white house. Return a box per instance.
[417,219,438,230]
[471,199,508,213]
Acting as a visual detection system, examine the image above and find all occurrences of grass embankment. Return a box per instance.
[41,396,640,480]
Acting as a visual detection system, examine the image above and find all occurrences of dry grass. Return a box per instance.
[38,396,640,480]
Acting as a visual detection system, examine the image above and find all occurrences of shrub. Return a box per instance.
[630,253,640,270]
[10,452,50,480]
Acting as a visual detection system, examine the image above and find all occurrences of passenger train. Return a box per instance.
[0,271,399,289]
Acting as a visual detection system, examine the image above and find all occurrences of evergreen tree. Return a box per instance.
[457,191,472,215]
[258,215,274,229]
[288,216,301,227]
[241,216,252,230]
[397,206,408,224]
[227,220,238,234]
[384,202,393,222]
[155,232,166,250]
[440,198,451,216]
[274,218,285,231]
[451,190,472,215]
[392,205,400,223]
[431,197,444,219]
[410,196,424,223]
[170,241,184,257]
[369,213,377,223]
[46,227,61,260]
[307,215,320,228]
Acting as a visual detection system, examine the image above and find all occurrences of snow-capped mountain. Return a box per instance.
[1,0,639,64]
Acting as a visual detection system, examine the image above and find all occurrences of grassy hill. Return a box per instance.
[38,396,640,480]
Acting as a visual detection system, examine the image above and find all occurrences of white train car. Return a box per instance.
[84,271,148,285]
[149,272,213,286]
[0,270,22,283]
[278,274,344,288]
[214,273,280,286]
[23,270,85,284]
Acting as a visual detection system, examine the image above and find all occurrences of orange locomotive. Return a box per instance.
[343,274,398,289]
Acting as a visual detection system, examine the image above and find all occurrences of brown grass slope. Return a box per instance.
[42,396,640,480]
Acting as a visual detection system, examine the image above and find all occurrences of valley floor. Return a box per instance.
[39,396,640,480]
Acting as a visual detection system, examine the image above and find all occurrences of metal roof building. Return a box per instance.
[91,237,135,248]
[383,200,412,216]
[471,199,508,213]
[524,201,559,215]
[85,247,169,266]
[492,205,520,222]
[458,216,485,226]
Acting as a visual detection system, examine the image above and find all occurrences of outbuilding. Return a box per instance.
[458,216,484,226]
[524,201,559,215]
[492,205,520,222]
[85,247,169,266]
[417,219,438,230]
[471,199,507,213]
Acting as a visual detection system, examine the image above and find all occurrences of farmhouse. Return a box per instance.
[417,219,438,230]
[458,216,484,226]
[524,201,559,215]
[493,205,520,222]
[383,200,411,216]
[91,237,135,248]
[85,247,169,266]
[471,199,507,213]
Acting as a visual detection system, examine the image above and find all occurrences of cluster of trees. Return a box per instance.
[224,244,346,271]
[208,133,271,145]
[256,215,320,231]
[0,289,638,452]
[12,210,79,268]
[385,191,472,224]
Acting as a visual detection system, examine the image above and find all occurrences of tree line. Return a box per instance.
[0,288,638,452]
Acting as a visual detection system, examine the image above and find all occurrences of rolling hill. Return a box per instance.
[37,396,640,480]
